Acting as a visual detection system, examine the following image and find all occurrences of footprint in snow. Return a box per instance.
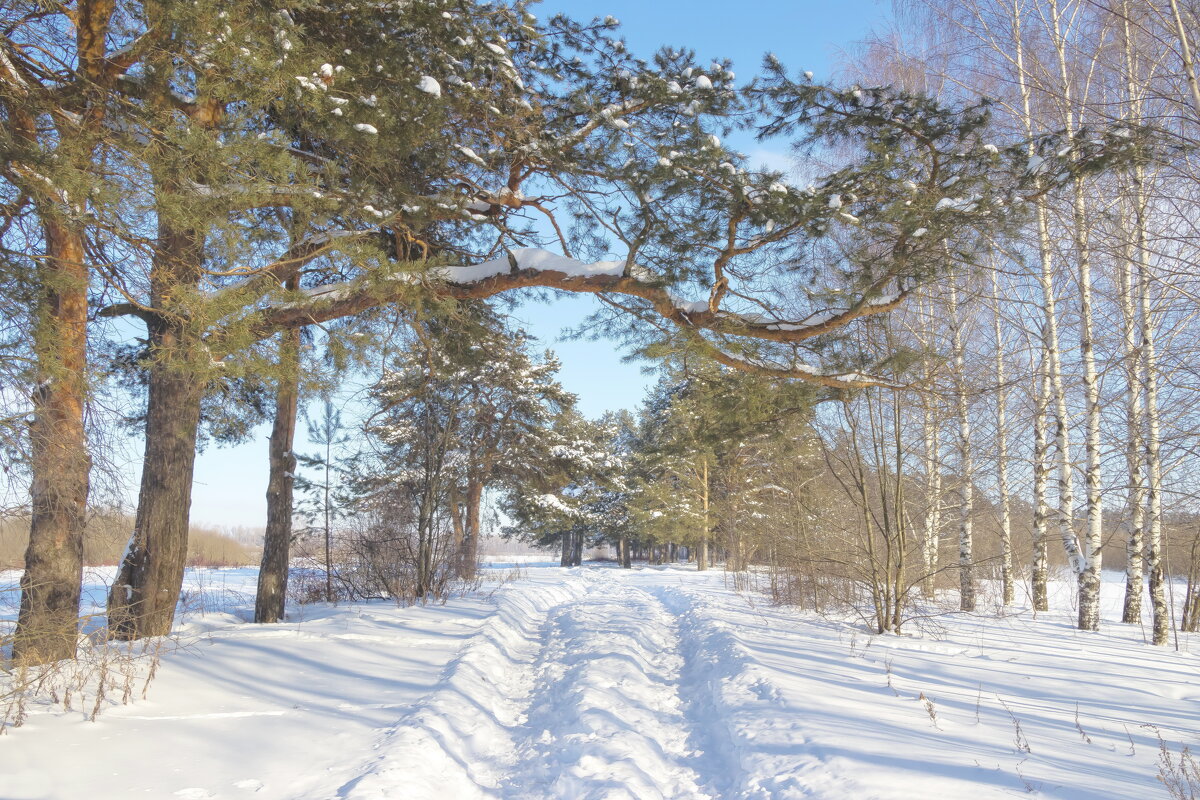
[173,790,214,800]
[235,778,265,792]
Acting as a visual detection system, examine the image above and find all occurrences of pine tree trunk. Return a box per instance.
[107,208,206,641]
[12,0,114,663]
[107,340,205,639]
[255,326,301,624]
[15,220,91,664]
[461,479,482,579]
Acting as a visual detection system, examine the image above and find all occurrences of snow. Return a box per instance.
[2,566,1196,799]
[935,194,981,212]
[670,294,711,315]
[353,123,378,135]
[424,248,626,285]
[417,76,442,98]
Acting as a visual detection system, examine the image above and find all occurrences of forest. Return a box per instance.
[2,0,1200,796]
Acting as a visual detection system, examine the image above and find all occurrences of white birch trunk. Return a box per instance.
[950,281,974,613]
[922,398,942,598]
[1033,355,1051,612]
[1047,0,1102,631]
[1012,0,1083,580]
[1137,179,1168,646]
[1118,5,1147,625]
[990,269,1014,606]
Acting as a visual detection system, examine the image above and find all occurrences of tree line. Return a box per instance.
[0,0,1162,666]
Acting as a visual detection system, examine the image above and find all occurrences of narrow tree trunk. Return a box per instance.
[1032,363,1051,612]
[323,435,333,602]
[1011,0,1083,582]
[15,221,91,664]
[1116,5,1148,626]
[1046,0,1102,631]
[949,283,974,613]
[1183,533,1200,632]
[991,270,1014,606]
[255,325,301,624]
[1167,0,1200,115]
[449,486,465,573]
[921,392,941,598]
[698,458,710,571]
[1073,179,1103,632]
[1139,202,1168,645]
[1118,222,1146,625]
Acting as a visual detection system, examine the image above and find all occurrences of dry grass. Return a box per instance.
[1,625,172,732]
[0,512,257,570]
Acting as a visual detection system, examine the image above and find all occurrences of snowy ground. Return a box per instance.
[1,564,1197,799]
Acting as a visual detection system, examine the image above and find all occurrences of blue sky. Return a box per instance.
[187,0,891,529]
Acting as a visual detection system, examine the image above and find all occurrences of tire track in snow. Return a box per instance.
[499,574,719,800]
[653,581,820,800]
[336,574,590,800]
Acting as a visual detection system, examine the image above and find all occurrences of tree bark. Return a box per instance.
[460,479,482,579]
[1048,0,1103,630]
[1139,203,1168,646]
[949,283,974,613]
[1032,364,1051,612]
[107,202,205,640]
[107,341,205,639]
[255,326,301,624]
[12,0,116,664]
[698,458,710,571]
[1010,0,1084,587]
[991,270,1014,606]
[15,221,91,664]
[1118,1,1147,627]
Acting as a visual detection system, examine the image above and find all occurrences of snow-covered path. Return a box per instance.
[344,570,721,800]
[2,564,1198,799]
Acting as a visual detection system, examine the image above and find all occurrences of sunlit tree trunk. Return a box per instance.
[949,282,974,613]
[255,323,301,624]
[990,269,1014,606]
[1011,1,1083,582]
[1047,0,1102,631]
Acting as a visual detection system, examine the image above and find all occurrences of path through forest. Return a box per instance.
[2,564,1197,799]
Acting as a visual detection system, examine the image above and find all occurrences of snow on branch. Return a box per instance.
[242,248,913,390]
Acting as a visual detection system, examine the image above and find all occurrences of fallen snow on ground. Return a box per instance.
[1,566,1197,799]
